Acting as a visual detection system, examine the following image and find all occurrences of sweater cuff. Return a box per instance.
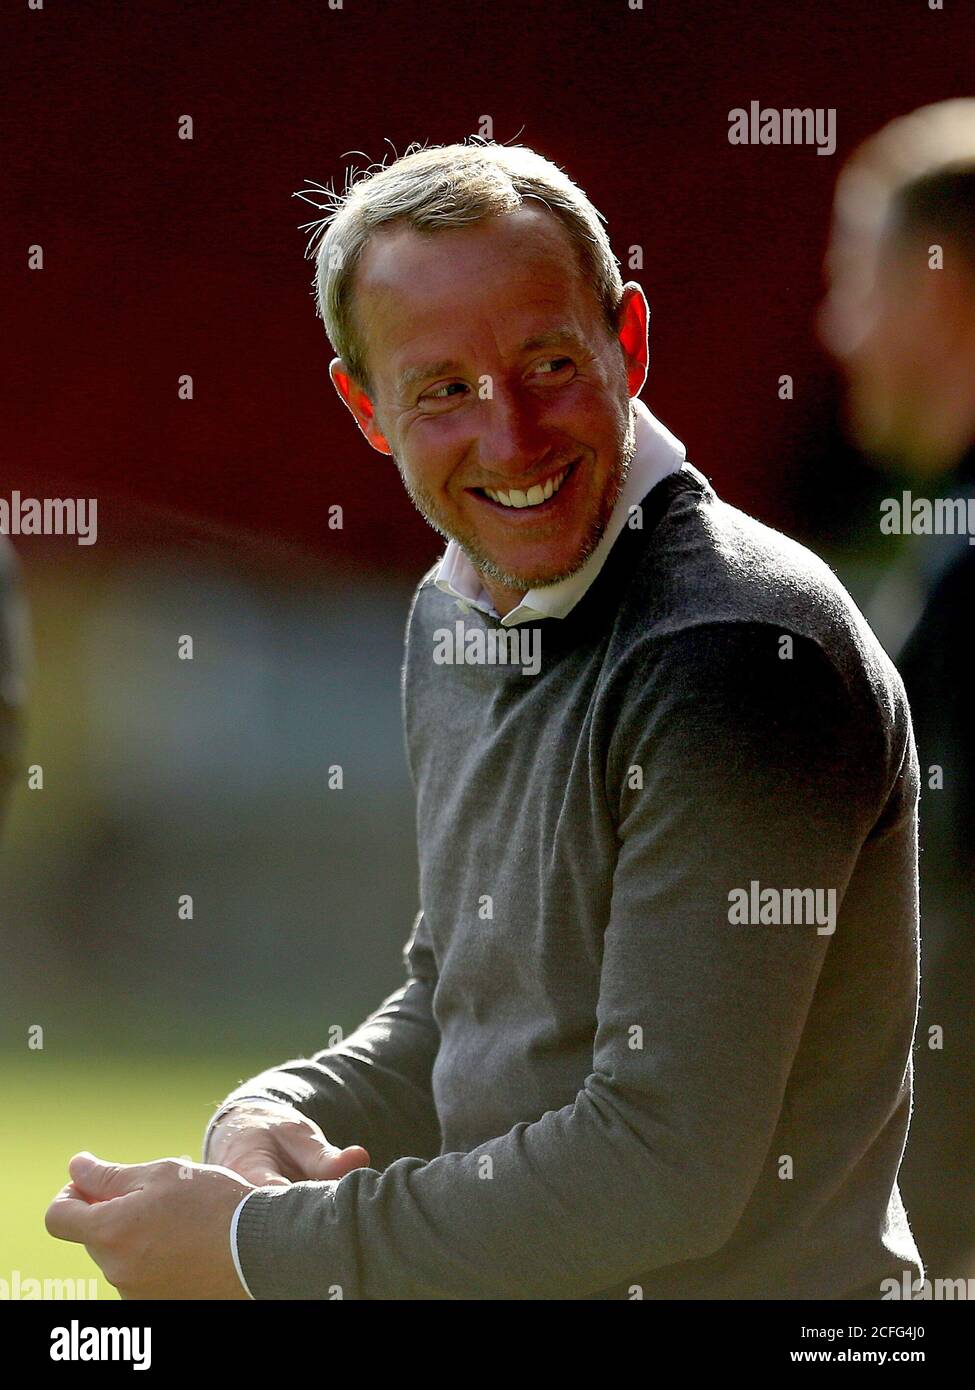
[230,1192,258,1299]
[234,1180,342,1300]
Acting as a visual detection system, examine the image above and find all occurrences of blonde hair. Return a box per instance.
[295,139,626,391]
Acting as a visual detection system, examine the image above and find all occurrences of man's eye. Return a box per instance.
[423,381,468,401]
[533,357,574,376]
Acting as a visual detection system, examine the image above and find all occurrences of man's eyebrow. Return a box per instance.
[516,327,588,353]
[395,328,588,398]
[396,360,464,397]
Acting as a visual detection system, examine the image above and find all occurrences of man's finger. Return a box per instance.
[45,1184,98,1244]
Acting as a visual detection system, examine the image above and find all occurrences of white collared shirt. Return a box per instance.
[433,397,686,625]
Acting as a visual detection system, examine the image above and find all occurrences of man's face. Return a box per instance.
[330,205,647,603]
[818,210,939,472]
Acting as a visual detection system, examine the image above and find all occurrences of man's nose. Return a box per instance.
[477,391,551,479]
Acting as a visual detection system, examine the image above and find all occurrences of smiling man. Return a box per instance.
[48,140,924,1301]
[329,200,643,613]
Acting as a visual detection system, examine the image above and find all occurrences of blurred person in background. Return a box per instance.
[819,98,975,1281]
[0,537,28,832]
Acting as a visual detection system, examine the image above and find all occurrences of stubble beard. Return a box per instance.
[393,398,638,592]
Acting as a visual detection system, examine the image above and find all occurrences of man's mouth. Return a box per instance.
[472,458,580,511]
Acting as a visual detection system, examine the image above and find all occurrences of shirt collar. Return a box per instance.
[433,397,686,626]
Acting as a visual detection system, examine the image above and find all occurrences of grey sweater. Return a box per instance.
[218,462,924,1299]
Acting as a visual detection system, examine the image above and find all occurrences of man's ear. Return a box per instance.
[615,283,650,398]
[329,358,393,456]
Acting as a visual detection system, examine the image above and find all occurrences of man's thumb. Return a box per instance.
[307,1144,371,1180]
[68,1152,137,1199]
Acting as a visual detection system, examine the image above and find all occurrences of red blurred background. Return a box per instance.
[7,0,973,569]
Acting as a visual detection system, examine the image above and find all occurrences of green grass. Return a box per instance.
[1,1052,273,1300]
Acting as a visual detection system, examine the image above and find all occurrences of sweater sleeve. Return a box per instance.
[232,623,897,1299]
[205,909,443,1173]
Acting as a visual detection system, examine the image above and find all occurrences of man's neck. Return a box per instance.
[481,576,527,618]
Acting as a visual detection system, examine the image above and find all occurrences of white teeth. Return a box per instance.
[484,466,569,509]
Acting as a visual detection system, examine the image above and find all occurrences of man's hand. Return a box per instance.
[207,1100,371,1186]
[45,1153,258,1299]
